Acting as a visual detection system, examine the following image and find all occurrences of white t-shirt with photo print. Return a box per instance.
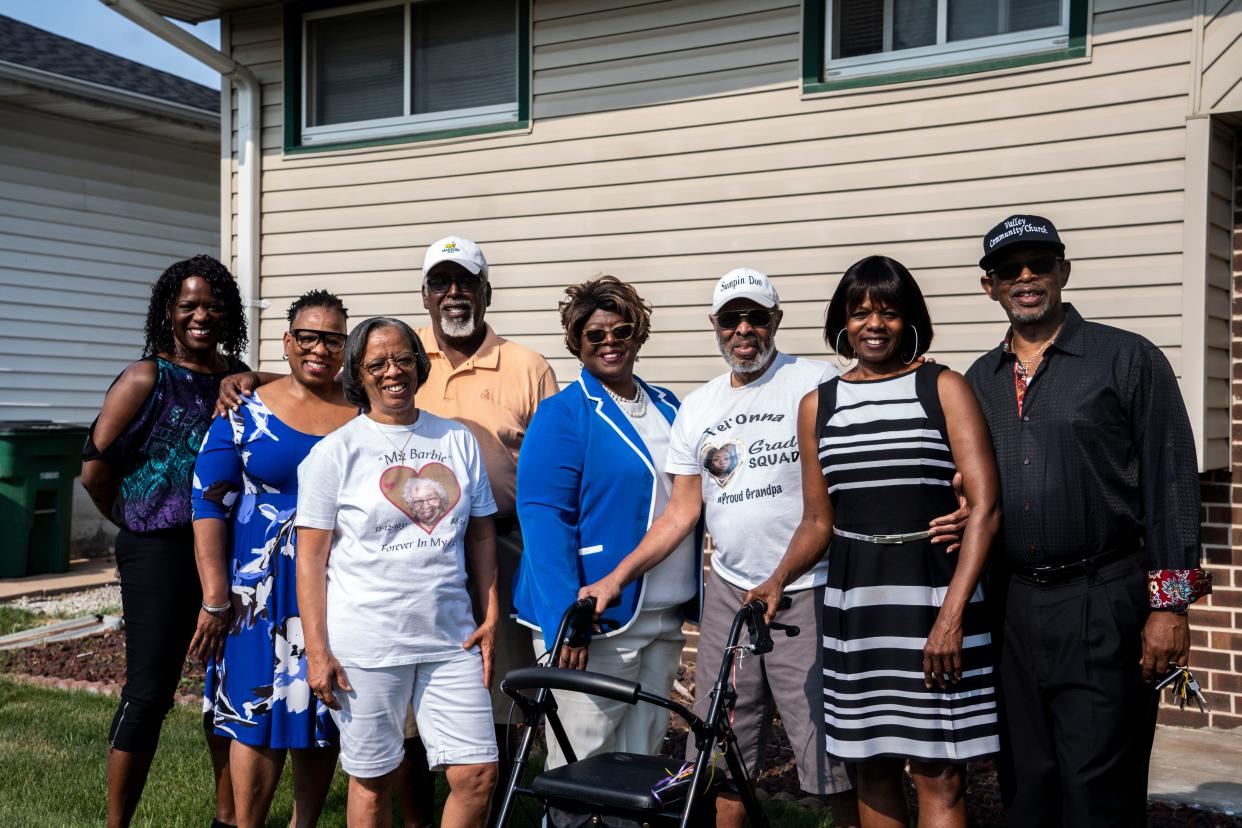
[296,411,497,668]
[666,352,837,592]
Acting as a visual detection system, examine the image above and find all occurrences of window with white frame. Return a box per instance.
[301,0,519,145]
[824,0,1072,81]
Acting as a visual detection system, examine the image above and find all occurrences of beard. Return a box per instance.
[1005,296,1056,324]
[717,331,775,374]
[438,301,478,339]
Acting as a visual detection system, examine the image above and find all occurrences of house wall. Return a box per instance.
[226,1,1220,418]
[224,0,1241,723]
[0,104,220,425]
[0,104,219,555]
[1202,0,1242,114]
[1170,127,1241,730]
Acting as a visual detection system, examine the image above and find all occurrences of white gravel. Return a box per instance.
[4,585,122,617]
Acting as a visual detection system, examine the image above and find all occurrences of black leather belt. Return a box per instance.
[493,514,520,536]
[1013,547,1135,585]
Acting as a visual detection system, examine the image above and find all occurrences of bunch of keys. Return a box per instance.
[1155,666,1208,712]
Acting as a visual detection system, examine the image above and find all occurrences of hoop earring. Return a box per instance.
[834,329,854,368]
[903,328,919,365]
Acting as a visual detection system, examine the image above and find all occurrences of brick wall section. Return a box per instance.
[1161,137,1242,730]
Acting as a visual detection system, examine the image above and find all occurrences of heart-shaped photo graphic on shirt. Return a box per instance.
[379,463,462,534]
[700,440,742,489]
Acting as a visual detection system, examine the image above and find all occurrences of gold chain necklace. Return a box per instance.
[369,415,416,458]
[1013,322,1064,379]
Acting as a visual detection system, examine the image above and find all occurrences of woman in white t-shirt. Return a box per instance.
[295,317,500,828]
[513,276,703,768]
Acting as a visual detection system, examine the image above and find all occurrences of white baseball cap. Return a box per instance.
[423,235,488,280]
[711,267,780,314]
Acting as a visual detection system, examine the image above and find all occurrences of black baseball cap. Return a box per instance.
[979,214,1065,270]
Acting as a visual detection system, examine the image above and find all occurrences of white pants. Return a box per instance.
[532,606,685,769]
[331,652,498,778]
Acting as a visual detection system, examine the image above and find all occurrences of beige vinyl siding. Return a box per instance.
[228,0,1224,465]
[1203,123,1235,464]
[1201,0,1242,113]
[0,105,219,424]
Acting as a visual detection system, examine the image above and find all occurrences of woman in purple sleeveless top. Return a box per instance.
[82,255,248,828]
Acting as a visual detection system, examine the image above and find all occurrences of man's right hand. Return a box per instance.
[579,576,622,620]
[743,577,786,625]
[215,372,259,416]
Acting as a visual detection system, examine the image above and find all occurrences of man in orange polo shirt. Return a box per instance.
[401,236,558,824]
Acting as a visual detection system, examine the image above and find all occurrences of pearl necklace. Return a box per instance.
[605,383,647,418]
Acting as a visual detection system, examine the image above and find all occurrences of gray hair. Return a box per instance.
[403,477,448,508]
[342,317,430,408]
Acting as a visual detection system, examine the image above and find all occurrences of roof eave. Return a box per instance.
[0,58,220,127]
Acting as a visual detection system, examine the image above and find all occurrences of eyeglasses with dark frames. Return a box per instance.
[583,323,637,346]
[713,308,773,330]
[363,353,419,377]
[290,328,346,354]
[424,272,484,295]
[988,255,1062,282]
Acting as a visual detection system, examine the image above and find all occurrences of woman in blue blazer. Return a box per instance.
[514,276,703,768]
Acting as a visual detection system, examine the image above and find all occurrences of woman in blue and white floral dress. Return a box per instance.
[192,291,357,828]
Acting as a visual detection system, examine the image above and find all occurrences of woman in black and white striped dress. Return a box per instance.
[747,256,1001,828]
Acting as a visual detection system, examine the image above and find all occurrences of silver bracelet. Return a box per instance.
[202,600,231,616]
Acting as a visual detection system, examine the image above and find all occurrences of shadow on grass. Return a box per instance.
[0,678,832,827]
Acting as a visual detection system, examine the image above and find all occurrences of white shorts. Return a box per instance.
[331,652,498,778]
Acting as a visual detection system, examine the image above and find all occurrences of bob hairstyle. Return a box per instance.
[142,254,247,362]
[559,275,653,358]
[342,317,431,408]
[824,255,933,362]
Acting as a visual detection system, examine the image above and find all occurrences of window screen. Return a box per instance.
[411,0,517,114]
[306,6,405,127]
[948,0,1060,42]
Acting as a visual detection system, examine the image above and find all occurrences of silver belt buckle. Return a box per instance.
[872,533,906,544]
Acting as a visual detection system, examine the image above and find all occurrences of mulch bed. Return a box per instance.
[2,634,1237,826]
[0,628,205,705]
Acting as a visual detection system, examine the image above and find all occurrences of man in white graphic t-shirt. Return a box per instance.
[584,268,967,828]
[580,268,862,826]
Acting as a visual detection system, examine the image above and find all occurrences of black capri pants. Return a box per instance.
[108,527,201,754]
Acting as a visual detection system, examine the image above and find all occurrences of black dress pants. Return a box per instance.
[108,527,202,753]
[996,553,1158,827]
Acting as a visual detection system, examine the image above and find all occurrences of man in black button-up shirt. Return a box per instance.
[964,215,1210,826]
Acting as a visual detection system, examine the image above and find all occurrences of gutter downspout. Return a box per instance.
[100,0,262,371]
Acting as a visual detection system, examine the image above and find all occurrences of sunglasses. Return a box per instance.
[424,272,484,294]
[583,323,636,346]
[363,353,419,377]
[290,328,346,354]
[714,308,773,330]
[988,255,1062,282]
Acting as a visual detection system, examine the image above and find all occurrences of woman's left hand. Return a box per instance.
[463,621,497,689]
[189,608,230,664]
[923,613,964,689]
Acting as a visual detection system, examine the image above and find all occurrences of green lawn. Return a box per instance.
[0,677,830,827]
[0,606,52,636]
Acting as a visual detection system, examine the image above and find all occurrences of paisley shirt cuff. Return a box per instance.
[1148,568,1212,610]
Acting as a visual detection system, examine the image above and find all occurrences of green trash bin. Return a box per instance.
[0,421,89,578]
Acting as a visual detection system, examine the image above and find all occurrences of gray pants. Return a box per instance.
[687,569,853,795]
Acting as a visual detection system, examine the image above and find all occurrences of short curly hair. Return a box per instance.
[142,255,248,363]
[286,289,349,325]
[558,275,653,357]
